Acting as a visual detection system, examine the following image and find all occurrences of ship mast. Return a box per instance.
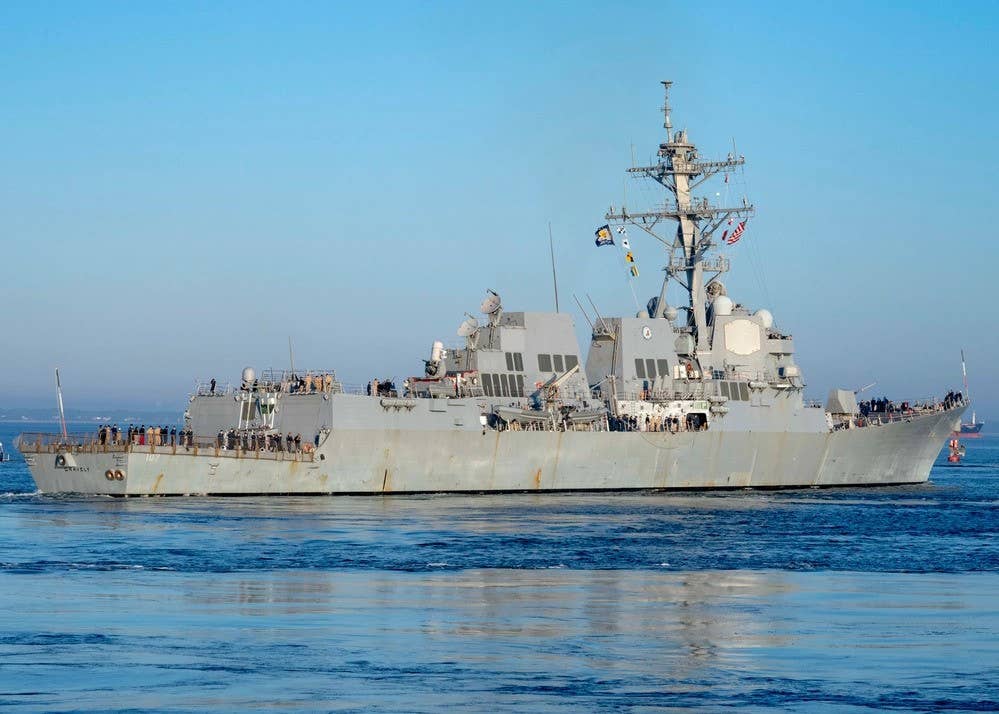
[606,81,754,352]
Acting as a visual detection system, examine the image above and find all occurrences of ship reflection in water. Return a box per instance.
[2,567,997,711]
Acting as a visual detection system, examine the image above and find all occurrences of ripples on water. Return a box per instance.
[0,422,996,711]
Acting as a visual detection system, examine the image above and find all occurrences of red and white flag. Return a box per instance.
[726,220,746,245]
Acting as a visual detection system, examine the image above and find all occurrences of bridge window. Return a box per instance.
[538,354,552,372]
[739,383,750,401]
[635,359,646,379]
[657,359,669,376]
[515,374,525,396]
[553,354,564,372]
[505,353,514,371]
[500,374,510,397]
[514,353,524,371]
[482,374,493,397]
[646,359,657,379]
[719,381,730,399]
[492,374,502,396]
[565,355,578,370]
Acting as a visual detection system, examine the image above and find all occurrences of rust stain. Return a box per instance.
[533,468,542,489]
[490,431,501,488]
[152,473,164,494]
[381,468,391,493]
[549,431,563,490]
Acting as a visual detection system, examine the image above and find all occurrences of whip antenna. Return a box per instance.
[548,222,560,313]
[54,368,67,439]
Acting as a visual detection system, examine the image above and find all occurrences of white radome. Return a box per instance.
[712,295,733,316]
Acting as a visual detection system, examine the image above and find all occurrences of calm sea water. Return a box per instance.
[0,421,996,712]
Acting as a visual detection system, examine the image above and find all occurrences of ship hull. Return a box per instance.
[21,407,963,496]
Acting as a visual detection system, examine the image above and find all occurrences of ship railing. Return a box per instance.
[195,381,234,396]
[851,398,966,427]
[616,389,709,403]
[15,432,129,454]
[340,383,380,396]
[131,439,316,462]
[14,432,315,462]
[260,368,340,383]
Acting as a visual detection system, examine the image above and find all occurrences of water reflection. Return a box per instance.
[3,568,996,711]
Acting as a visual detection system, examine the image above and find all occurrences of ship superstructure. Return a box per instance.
[16,82,967,495]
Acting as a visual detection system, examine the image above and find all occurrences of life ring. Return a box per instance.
[114,470,125,481]
[685,363,694,378]
[105,469,115,481]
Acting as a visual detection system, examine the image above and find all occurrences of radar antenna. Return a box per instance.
[480,289,502,328]
[606,81,754,351]
[661,80,673,138]
[456,315,480,352]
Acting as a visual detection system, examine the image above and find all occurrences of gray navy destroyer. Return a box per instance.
[18,82,967,495]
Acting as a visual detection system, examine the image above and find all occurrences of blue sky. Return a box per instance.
[2,1,997,418]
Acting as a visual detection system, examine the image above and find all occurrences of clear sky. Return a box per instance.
[2,1,997,418]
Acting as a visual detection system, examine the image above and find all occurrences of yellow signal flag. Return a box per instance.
[630,265,640,278]
[625,251,635,263]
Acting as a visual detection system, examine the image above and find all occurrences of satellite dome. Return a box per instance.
[755,309,774,329]
[456,317,479,337]
[480,290,502,315]
[636,309,650,318]
[242,367,256,384]
[712,296,733,316]
[664,306,678,321]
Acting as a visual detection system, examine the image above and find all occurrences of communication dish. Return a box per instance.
[456,317,479,337]
[480,290,502,315]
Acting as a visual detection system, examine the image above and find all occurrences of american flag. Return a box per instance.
[726,220,746,245]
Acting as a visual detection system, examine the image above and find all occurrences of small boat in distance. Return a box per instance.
[0,442,11,462]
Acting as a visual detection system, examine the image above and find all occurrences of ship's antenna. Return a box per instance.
[288,337,296,377]
[54,368,67,439]
[586,293,611,334]
[572,294,596,332]
[548,222,560,313]
[661,80,673,139]
[961,349,970,402]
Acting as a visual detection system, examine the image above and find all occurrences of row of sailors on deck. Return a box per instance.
[288,373,336,394]
[210,373,338,395]
[366,379,398,397]
[609,413,708,433]
[859,399,904,416]
[215,429,316,453]
[97,424,192,447]
[858,392,963,417]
